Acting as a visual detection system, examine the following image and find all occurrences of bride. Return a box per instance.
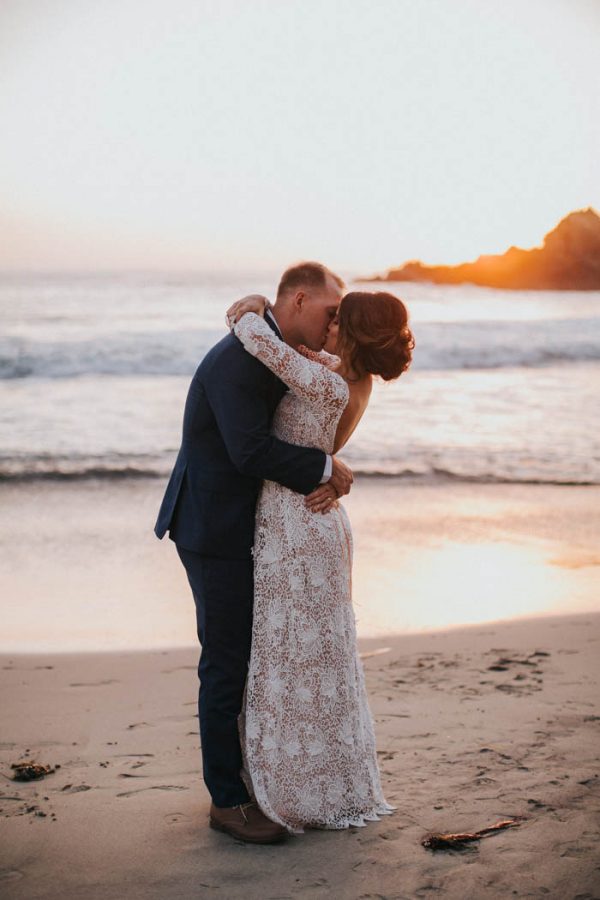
[226,289,414,833]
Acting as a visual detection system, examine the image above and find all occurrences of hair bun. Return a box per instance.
[338,291,415,382]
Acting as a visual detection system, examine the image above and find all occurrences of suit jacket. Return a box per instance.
[154,315,326,558]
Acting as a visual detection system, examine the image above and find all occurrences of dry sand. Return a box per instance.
[1,610,599,899]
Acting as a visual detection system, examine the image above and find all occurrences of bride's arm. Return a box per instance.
[225,298,338,373]
[297,345,340,370]
[232,312,348,410]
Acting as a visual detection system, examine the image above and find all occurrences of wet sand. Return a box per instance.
[1,477,599,652]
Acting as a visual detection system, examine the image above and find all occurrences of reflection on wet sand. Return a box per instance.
[1,477,598,652]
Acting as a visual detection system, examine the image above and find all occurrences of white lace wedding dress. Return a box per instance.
[233,312,395,833]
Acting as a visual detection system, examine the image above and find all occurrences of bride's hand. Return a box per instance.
[226,294,270,328]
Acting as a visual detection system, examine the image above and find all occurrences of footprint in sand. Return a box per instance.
[560,845,593,858]
[165,812,189,824]
[495,683,542,695]
[577,775,599,785]
[483,648,550,695]
[0,870,25,883]
[69,680,120,687]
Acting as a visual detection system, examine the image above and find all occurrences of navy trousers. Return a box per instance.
[176,546,254,808]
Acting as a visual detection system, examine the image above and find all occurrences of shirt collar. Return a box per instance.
[265,307,283,340]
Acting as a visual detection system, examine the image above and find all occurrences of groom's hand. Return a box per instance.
[328,457,353,497]
[304,457,353,513]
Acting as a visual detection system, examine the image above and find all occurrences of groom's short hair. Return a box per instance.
[276,261,345,300]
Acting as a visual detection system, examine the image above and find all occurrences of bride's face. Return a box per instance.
[323,313,339,354]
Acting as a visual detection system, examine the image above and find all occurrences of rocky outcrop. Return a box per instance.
[362,208,600,290]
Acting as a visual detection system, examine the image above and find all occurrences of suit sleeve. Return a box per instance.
[203,352,326,495]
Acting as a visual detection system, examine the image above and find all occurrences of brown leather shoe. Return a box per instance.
[209,801,288,844]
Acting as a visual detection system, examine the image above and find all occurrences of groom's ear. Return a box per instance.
[292,290,305,312]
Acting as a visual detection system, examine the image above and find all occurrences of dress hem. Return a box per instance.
[282,801,397,835]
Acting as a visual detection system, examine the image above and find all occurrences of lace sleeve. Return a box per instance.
[233,313,348,410]
[297,345,341,370]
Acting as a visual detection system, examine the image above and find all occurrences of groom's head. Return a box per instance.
[272,261,344,351]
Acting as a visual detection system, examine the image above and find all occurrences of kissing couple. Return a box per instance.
[155,261,414,843]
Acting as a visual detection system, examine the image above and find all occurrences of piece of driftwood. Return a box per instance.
[11,761,59,781]
[422,816,526,850]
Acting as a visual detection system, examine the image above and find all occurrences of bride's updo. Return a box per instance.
[337,291,414,381]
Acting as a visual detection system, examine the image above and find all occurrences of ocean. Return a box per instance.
[1,272,599,486]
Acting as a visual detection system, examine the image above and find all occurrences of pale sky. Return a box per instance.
[0,0,598,274]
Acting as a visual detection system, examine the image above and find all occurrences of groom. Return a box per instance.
[154,261,353,843]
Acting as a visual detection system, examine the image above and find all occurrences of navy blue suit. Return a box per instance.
[155,316,325,806]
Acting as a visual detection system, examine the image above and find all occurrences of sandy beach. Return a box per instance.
[1,477,599,897]
[1,610,599,899]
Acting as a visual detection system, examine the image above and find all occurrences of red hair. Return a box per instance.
[337,291,414,381]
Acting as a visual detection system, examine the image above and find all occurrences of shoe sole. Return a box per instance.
[209,817,288,844]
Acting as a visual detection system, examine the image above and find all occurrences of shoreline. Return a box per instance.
[1,477,599,654]
[0,606,595,659]
[1,470,599,485]
[1,609,599,898]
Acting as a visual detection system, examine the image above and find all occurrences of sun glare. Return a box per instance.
[353,540,574,637]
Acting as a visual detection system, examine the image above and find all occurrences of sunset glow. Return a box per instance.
[1,0,598,273]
